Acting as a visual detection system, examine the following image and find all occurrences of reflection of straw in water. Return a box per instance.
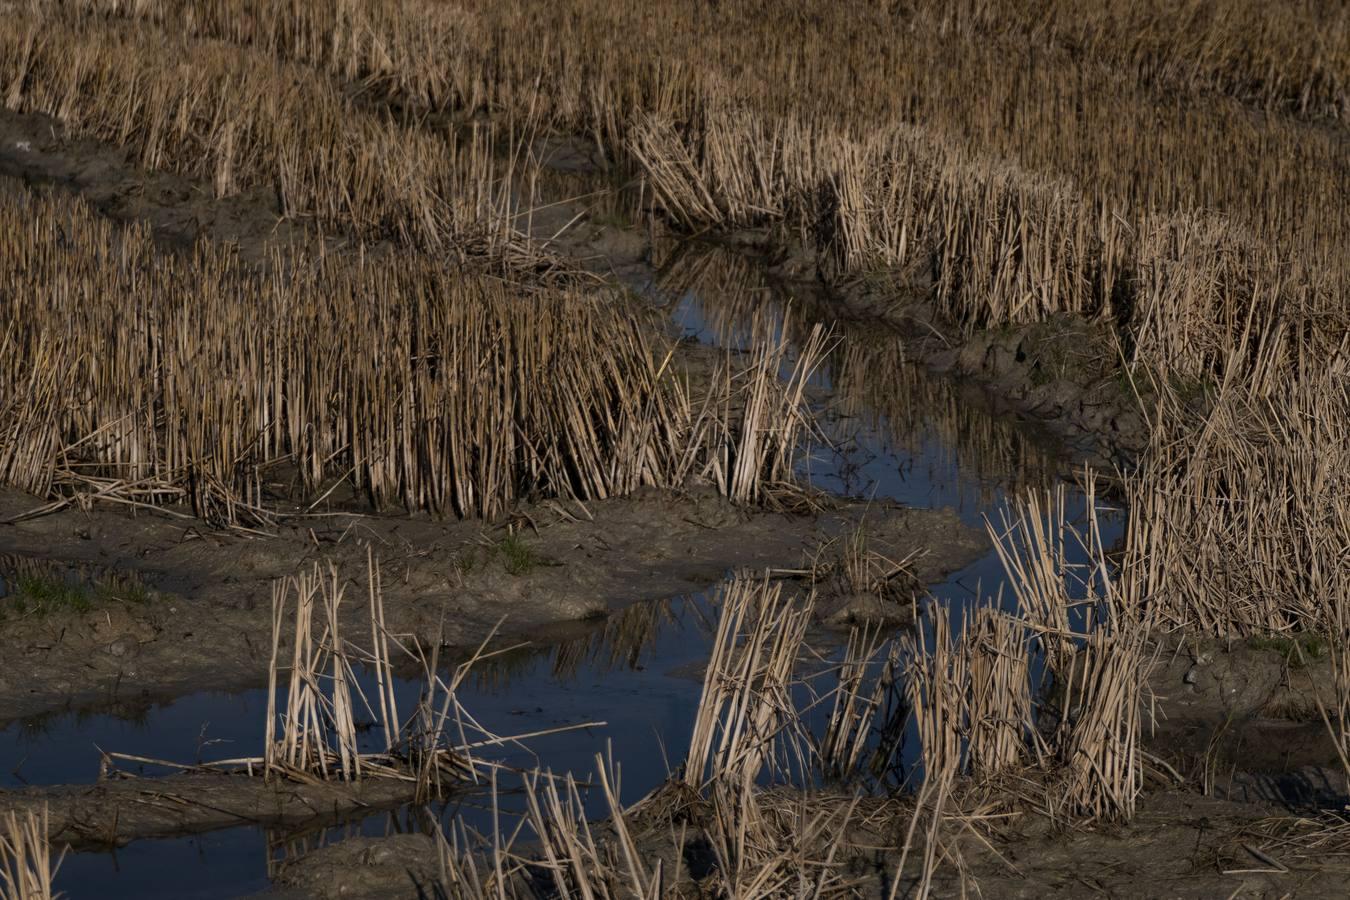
[655,240,1063,501]
[817,625,890,781]
[829,336,1062,501]
[549,597,678,681]
[655,240,786,349]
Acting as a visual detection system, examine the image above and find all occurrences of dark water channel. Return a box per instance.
[0,244,1124,898]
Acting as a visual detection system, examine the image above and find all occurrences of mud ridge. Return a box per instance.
[0,486,986,725]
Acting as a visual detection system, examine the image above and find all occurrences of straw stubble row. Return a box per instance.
[0,185,822,523]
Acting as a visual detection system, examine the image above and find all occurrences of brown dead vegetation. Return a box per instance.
[0,0,1346,894]
[0,183,829,525]
[0,9,527,262]
[422,542,1152,896]
[0,806,59,900]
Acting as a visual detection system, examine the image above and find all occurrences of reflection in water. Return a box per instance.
[3,691,271,786]
[0,595,705,789]
[453,596,683,696]
[0,236,1128,898]
[548,597,685,681]
[655,240,789,352]
[2,592,725,897]
[653,239,1069,521]
[0,553,156,610]
[828,338,1063,505]
[522,160,649,248]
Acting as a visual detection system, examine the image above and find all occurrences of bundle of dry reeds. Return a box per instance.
[264,562,369,783]
[683,576,815,791]
[518,758,664,899]
[431,754,665,899]
[987,479,1155,821]
[817,626,890,782]
[0,807,61,900]
[1120,368,1350,637]
[257,553,526,793]
[1131,213,1348,385]
[903,605,1037,785]
[691,323,830,505]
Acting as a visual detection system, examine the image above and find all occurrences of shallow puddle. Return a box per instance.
[55,827,271,900]
[2,594,716,788]
[1,242,1125,898]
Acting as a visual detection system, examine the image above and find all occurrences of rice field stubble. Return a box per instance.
[0,0,1347,895]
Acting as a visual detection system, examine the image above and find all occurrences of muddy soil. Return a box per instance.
[0,113,997,728]
[0,108,319,266]
[0,485,985,726]
[1147,637,1346,785]
[251,642,1350,900]
[950,788,1350,898]
[258,784,1350,899]
[226,635,1350,900]
[0,772,420,850]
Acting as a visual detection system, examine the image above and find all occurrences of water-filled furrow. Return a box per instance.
[0,244,1125,898]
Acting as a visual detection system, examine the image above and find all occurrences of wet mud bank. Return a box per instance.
[258,786,1350,900]
[516,141,1148,474]
[0,487,985,726]
[0,774,421,850]
[245,649,1350,900]
[1148,636,1347,782]
[0,107,315,265]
